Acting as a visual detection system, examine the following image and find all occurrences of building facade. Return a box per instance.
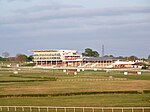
[31,50,82,67]
[31,49,140,69]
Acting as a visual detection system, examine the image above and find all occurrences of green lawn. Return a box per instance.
[0,94,149,107]
[0,68,150,107]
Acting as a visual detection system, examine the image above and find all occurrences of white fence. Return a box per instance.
[0,106,150,112]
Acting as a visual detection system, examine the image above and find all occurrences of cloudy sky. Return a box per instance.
[0,0,150,58]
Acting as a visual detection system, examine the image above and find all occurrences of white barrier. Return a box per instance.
[0,106,149,112]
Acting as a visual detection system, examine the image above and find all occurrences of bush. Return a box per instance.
[9,75,57,81]
[142,64,149,69]
[0,90,144,98]
[143,90,150,93]
[21,63,36,66]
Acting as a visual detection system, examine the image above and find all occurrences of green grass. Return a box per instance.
[0,94,149,107]
[0,68,150,107]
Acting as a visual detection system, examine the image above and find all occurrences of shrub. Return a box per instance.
[143,90,150,93]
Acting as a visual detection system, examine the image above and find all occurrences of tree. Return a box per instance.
[15,54,28,63]
[2,52,10,61]
[82,48,99,57]
[104,55,114,57]
[27,55,34,62]
[148,55,150,60]
[127,56,138,61]
[0,56,4,61]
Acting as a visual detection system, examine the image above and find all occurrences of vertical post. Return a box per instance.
[0,107,3,111]
[65,108,67,112]
[30,107,32,112]
[22,107,24,111]
[7,107,9,111]
[122,108,123,112]
[132,108,134,112]
[142,108,144,112]
[102,108,104,112]
[92,108,94,112]
[47,107,49,112]
[15,107,17,112]
[112,108,113,112]
[74,107,75,112]
[46,60,47,66]
[0,107,2,111]
[83,107,84,112]
[55,108,57,112]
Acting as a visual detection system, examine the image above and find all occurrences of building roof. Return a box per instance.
[30,49,77,52]
[83,57,117,61]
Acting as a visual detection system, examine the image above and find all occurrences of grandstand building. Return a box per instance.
[31,50,82,67]
[31,49,137,68]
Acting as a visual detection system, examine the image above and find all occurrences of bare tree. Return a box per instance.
[2,52,10,61]
[15,54,28,63]
[2,52,10,58]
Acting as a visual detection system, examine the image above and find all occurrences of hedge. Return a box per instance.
[0,90,147,98]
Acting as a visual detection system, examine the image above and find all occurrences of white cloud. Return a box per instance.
[0,3,150,57]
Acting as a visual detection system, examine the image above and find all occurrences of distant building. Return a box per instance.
[81,57,117,68]
[30,49,143,69]
[30,50,82,67]
[112,60,135,68]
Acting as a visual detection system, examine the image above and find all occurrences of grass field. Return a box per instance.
[0,94,150,107]
[0,67,150,107]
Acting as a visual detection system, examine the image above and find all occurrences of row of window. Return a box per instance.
[34,57,61,59]
[34,53,61,56]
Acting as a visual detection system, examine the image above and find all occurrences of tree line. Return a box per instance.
[82,48,150,61]
[1,49,150,62]
[0,52,33,63]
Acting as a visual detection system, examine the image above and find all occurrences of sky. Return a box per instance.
[0,0,150,58]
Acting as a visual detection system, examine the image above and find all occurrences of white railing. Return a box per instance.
[81,63,93,68]
[91,63,98,68]
[0,106,149,112]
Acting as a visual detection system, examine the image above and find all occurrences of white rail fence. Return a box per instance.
[0,106,150,112]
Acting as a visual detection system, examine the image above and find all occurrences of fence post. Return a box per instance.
[0,107,2,111]
[47,107,49,112]
[102,108,104,112]
[83,107,85,112]
[112,108,113,112]
[7,106,9,111]
[132,108,134,112]
[22,107,24,111]
[15,106,16,111]
[30,107,32,112]
[64,107,66,112]
[122,108,123,112]
[142,107,144,112]
[55,107,57,112]
[92,108,94,112]
[74,107,75,112]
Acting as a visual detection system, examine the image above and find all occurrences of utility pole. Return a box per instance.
[102,45,104,57]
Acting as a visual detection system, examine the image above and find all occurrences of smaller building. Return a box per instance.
[132,62,145,69]
[81,57,117,68]
[112,60,135,68]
